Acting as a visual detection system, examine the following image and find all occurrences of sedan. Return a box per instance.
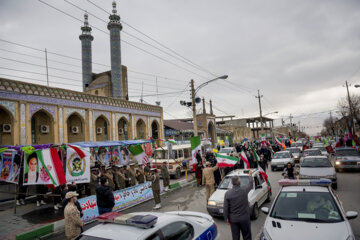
[334,147,360,171]
[287,147,302,164]
[299,156,337,189]
[271,151,294,171]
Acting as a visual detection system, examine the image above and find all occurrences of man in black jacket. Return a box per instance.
[95,175,115,215]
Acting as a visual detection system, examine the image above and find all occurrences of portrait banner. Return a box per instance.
[66,146,90,184]
[79,181,155,223]
[0,151,17,183]
[119,146,130,166]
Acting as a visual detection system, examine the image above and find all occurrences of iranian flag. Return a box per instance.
[239,151,250,169]
[128,144,150,166]
[249,144,259,163]
[258,166,271,192]
[166,139,177,145]
[215,153,239,167]
[275,137,283,147]
[191,136,201,165]
[261,134,267,146]
[24,148,66,186]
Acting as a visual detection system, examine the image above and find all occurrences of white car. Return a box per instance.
[76,211,219,240]
[271,151,294,171]
[259,179,358,240]
[206,169,271,220]
[218,147,236,156]
[313,146,329,157]
[299,156,337,189]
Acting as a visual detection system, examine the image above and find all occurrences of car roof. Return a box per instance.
[287,147,300,150]
[336,147,357,151]
[303,155,327,159]
[275,151,290,154]
[281,185,329,193]
[304,149,320,151]
[226,168,259,177]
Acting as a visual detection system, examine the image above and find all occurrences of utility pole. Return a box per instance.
[298,120,301,133]
[140,81,144,103]
[289,113,293,136]
[45,48,49,86]
[345,80,355,136]
[191,79,198,136]
[255,89,263,134]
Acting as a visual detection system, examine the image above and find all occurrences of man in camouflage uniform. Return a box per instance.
[127,164,137,187]
[161,161,170,192]
[89,168,98,195]
[64,191,83,240]
[105,167,115,191]
[144,162,151,181]
[114,165,126,190]
[136,167,146,184]
[151,168,161,209]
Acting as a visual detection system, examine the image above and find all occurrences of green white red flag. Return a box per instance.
[191,136,202,165]
[215,153,239,167]
[128,144,150,166]
[239,151,250,169]
[275,137,283,147]
[261,133,267,146]
[258,166,271,192]
[249,144,259,162]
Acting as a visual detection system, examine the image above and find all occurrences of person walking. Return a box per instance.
[194,161,203,187]
[144,162,151,181]
[224,170,254,240]
[161,161,170,191]
[95,175,115,215]
[150,168,161,209]
[64,191,84,240]
[202,162,219,201]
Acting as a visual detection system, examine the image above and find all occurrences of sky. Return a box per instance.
[1,0,360,135]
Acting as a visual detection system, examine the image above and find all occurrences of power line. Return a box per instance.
[129,90,188,98]
[0,73,81,87]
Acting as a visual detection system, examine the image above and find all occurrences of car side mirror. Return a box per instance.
[255,185,263,190]
[261,207,269,215]
[346,211,358,220]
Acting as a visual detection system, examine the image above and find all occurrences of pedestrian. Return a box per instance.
[64,191,84,240]
[150,168,161,209]
[89,168,98,195]
[160,161,170,191]
[202,162,219,201]
[196,150,202,165]
[114,165,126,190]
[136,167,146,184]
[144,162,151,181]
[224,170,254,240]
[53,186,62,210]
[36,185,47,207]
[127,164,137,186]
[95,175,115,215]
[194,161,203,187]
[259,154,267,172]
[16,154,27,206]
[105,166,115,190]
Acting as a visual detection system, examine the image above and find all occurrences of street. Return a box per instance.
[50,165,360,240]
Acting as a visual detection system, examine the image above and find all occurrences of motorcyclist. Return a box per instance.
[282,162,296,179]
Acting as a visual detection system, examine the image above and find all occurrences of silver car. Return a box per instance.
[287,147,302,164]
[206,169,271,220]
[299,156,337,189]
[271,151,294,171]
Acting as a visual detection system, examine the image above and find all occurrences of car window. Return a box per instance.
[184,148,190,158]
[218,176,249,190]
[270,191,343,223]
[274,152,290,159]
[76,235,111,240]
[289,148,300,154]
[254,176,260,187]
[178,150,183,158]
[146,232,162,240]
[161,221,194,240]
[259,174,265,184]
[301,158,332,167]
[336,149,360,157]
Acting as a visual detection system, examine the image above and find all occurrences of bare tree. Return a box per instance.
[337,94,360,133]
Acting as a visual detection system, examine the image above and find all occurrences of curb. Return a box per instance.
[16,179,196,240]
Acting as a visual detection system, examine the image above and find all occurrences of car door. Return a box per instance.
[258,174,268,205]
[253,175,266,205]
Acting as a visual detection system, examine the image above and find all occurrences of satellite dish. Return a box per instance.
[155,101,161,106]
[195,97,201,104]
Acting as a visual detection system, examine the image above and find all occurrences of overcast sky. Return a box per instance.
[1,0,360,135]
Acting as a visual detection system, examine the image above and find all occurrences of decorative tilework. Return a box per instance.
[134,115,147,124]
[0,91,161,117]
[94,111,110,123]
[116,113,129,122]
[65,108,86,120]
[29,103,55,119]
[20,103,26,145]
[59,108,64,143]
[131,115,135,138]
[0,100,15,117]
[89,110,93,141]
[112,114,116,141]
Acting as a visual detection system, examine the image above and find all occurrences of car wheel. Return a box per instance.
[251,203,259,220]
[174,168,181,179]
[332,182,338,190]
[266,191,271,203]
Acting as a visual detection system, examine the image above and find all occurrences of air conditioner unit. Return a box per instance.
[40,125,50,134]
[96,127,103,134]
[119,128,124,135]
[71,126,79,134]
[2,124,11,133]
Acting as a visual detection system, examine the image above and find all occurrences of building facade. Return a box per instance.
[0,78,163,146]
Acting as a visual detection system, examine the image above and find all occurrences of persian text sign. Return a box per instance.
[79,181,154,222]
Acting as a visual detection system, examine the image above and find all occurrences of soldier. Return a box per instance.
[105,167,115,191]
[151,168,161,209]
[127,163,137,187]
[144,162,151,181]
[64,191,83,240]
[115,165,126,190]
[111,165,120,190]
[136,167,146,184]
[89,168,98,195]
[202,162,219,201]
[161,161,170,192]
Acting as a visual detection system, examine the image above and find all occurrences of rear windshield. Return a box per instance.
[304,150,321,156]
[217,176,250,190]
[288,148,300,154]
[302,158,332,167]
[274,152,290,159]
[336,150,360,157]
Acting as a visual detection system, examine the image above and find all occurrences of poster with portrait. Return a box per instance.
[119,146,130,166]
[66,146,90,184]
[111,146,121,166]
[23,149,66,186]
[0,151,17,183]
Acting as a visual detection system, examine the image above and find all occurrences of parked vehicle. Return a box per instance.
[334,147,360,172]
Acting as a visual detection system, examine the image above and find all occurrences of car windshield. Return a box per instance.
[302,158,332,167]
[304,150,321,156]
[270,191,343,223]
[218,176,250,189]
[336,150,360,157]
[274,152,290,159]
[219,148,233,154]
[289,148,300,154]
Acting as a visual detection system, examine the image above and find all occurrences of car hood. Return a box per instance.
[208,189,251,203]
[300,167,335,176]
[265,218,350,240]
[336,156,360,162]
[272,158,291,163]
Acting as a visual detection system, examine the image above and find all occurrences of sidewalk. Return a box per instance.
[0,176,195,240]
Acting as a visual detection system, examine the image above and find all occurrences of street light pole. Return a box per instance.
[191,79,198,136]
[255,89,263,133]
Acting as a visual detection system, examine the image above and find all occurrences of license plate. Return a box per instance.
[218,208,223,213]
[277,165,284,168]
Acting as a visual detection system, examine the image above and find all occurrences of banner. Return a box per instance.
[79,181,155,222]
[145,143,152,157]
[128,145,150,166]
[119,147,130,166]
[66,146,90,184]
[110,146,121,166]
[0,151,18,183]
[23,149,66,186]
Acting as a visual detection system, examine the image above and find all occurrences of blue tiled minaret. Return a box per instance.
[107,1,123,99]
[79,12,94,92]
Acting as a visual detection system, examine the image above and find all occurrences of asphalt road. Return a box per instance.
[50,165,360,240]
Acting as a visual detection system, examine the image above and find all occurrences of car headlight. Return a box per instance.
[207,200,217,206]
[335,161,341,165]
[259,228,272,240]
[326,175,336,179]
[346,235,355,240]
